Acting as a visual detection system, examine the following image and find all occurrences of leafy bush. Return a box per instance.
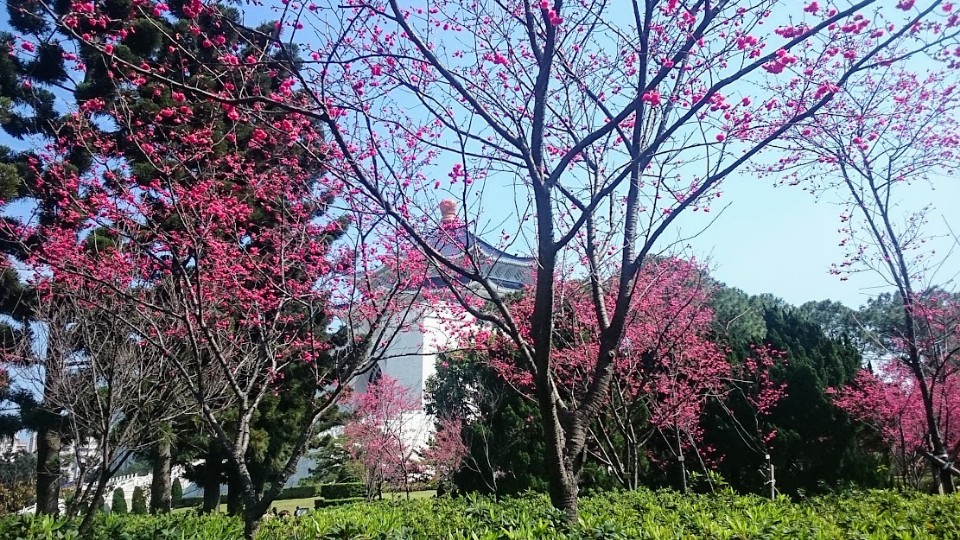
[4,489,960,539]
[0,512,242,540]
[0,481,34,514]
[313,497,364,509]
[172,496,204,509]
[319,482,365,500]
[277,485,320,500]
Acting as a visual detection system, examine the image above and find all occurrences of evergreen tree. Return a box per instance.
[1,0,328,528]
[171,478,183,508]
[427,353,547,497]
[304,433,358,486]
[131,486,148,514]
[110,488,127,514]
[0,0,113,513]
[704,291,888,496]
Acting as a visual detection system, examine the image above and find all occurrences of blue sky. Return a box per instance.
[671,172,960,309]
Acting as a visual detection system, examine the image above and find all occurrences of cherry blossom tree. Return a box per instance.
[487,257,784,490]
[831,293,960,491]
[1,69,425,540]
[344,376,426,500]
[13,0,960,520]
[776,65,960,494]
[421,416,468,493]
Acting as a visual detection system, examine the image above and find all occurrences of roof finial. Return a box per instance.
[439,199,458,224]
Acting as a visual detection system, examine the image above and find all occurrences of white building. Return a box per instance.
[0,431,37,456]
[353,200,534,449]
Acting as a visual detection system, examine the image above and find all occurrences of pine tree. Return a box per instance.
[0,0,101,513]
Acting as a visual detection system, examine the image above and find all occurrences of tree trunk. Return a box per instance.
[227,470,243,516]
[535,374,579,523]
[242,514,261,540]
[925,413,955,494]
[35,425,61,515]
[150,431,173,514]
[908,358,955,494]
[201,457,222,513]
[77,475,111,537]
[929,436,955,494]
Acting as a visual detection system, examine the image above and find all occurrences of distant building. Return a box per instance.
[60,437,100,485]
[353,200,534,449]
[0,431,37,457]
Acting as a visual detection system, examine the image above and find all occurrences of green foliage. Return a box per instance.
[172,496,204,510]
[702,291,888,497]
[277,485,320,500]
[0,451,36,512]
[111,488,127,514]
[131,487,148,515]
[313,497,364,509]
[171,479,183,507]
[427,352,548,496]
[304,434,357,486]
[3,490,960,539]
[0,512,242,540]
[319,482,366,500]
[709,285,768,347]
[0,480,34,515]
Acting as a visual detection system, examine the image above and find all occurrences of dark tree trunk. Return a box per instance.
[227,470,243,516]
[242,515,261,540]
[921,397,955,494]
[150,430,173,514]
[906,337,955,494]
[535,371,579,522]
[200,457,222,513]
[35,425,61,515]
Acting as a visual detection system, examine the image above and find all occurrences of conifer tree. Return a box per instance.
[110,488,127,514]
[131,486,148,514]
[171,478,183,508]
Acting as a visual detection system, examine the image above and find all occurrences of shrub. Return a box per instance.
[131,486,148,515]
[0,512,244,540]
[313,497,365,509]
[277,485,320,500]
[172,479,183,507]
[173,496,204,509]
[111,488,127,514]
[5,489,960,540]
[319,482,365,500]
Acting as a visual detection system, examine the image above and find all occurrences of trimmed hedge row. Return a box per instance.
[276,485,319,500]
[173,496,204,509]
[313,496,365,509]
[318,482,365,500]
[170,482,358,510]
[5,489,960,539]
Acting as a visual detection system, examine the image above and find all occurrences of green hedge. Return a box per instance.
[172,496,204,509]
[276,485,320,500]
[0,512,242,540]
[5,489,960,540]
[319,482,365,500]
[313,496,365,509]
